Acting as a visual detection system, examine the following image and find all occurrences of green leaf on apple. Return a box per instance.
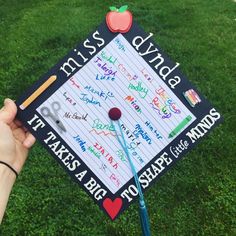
[109,6,117,11]
[118,5,128,13]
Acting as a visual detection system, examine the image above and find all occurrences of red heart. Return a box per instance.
[103,198,123,220]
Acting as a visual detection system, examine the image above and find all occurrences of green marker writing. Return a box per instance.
[168,115,192,138]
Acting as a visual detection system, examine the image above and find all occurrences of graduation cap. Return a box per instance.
[16,5,222,235]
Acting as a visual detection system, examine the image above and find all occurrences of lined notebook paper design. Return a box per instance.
[37,34,196,194]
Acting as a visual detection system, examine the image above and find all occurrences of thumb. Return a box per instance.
[0,98,17,124]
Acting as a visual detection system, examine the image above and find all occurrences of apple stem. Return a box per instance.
[109,5,128,13]
[118,5,128,13]
[109,6,118,12]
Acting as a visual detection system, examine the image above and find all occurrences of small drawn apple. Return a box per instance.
[106,5,133,33]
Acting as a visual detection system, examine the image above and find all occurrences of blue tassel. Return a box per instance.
[139,199,151,236]
[112,120,152,236]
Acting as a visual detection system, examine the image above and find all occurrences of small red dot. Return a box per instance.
[108,107,122,121]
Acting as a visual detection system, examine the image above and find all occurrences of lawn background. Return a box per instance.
[0,0,235,235]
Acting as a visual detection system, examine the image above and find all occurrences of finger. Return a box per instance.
[10,119,26,131]
[10,119,22,130]
[14,120,28,132]
[0,98,17,124]
[23,132,36,148]
[14,119,23,127]
[13,127,27,143]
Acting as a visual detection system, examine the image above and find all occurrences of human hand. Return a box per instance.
[0,98,36,174]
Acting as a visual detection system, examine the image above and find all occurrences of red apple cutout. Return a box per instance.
[106,5,133,33]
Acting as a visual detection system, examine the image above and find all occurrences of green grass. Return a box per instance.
[0,0,235,235]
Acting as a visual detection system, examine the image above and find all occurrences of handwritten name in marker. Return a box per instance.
[133,124,152,144]
[114,38,125,51]
[100,51,117,65]
[120,123,140,145]
[118,63,138,81]
[140,68,153,82]
[69,77,80,89]
[145,121,162,139]
[99,163,108,172]
[80,93,101,107]
[128,81,149,99]
[88,146,101,159]
[125,96,142,114]
[114,123,143,163]
[73,135,86,152]
[150,85,182,119]
[63,92,76,106]
[64,112,88,121]
[94,57,117,77]
[96,74,115,81]
[92,119,115,131]
[116,149,127,163]
[156,86,181,114]
[150,97,171,119]
[84,85,114,101]
[127,141,144,164]
[110,173,121,187]
[94,143,118,169]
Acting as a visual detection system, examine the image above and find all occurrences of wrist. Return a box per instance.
[0,162,16,224]
[0,163,17,183]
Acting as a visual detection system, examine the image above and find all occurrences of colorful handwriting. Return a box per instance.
[116,149,127,163]
[118,63,138,81]
[64,112,88,121]
[84,85,114,101]
[125,96,142,113]
[89,129,117,137]
[100,51,117,65]
[110,173,121,187]
[80,93,101,107]
[69,77,80,89]
[88,146,101,159]
[130,150,144,164]
[96,74,115,81]
[63,92,76,106]
[140,68,153,82]
[150,86,181,119]
[120,123,140,145]
[114,38,125,51]
[156,86,181,114]
[92,119,115,131]
[150,99,171,119]
[94,143,118,169]
[94,57,117,77]
[133,124,152,144]
[73,135,86,152]
[128,81,149,98]
[99,163,108,172]
[145,121,163,140]
[127,141,144,164]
